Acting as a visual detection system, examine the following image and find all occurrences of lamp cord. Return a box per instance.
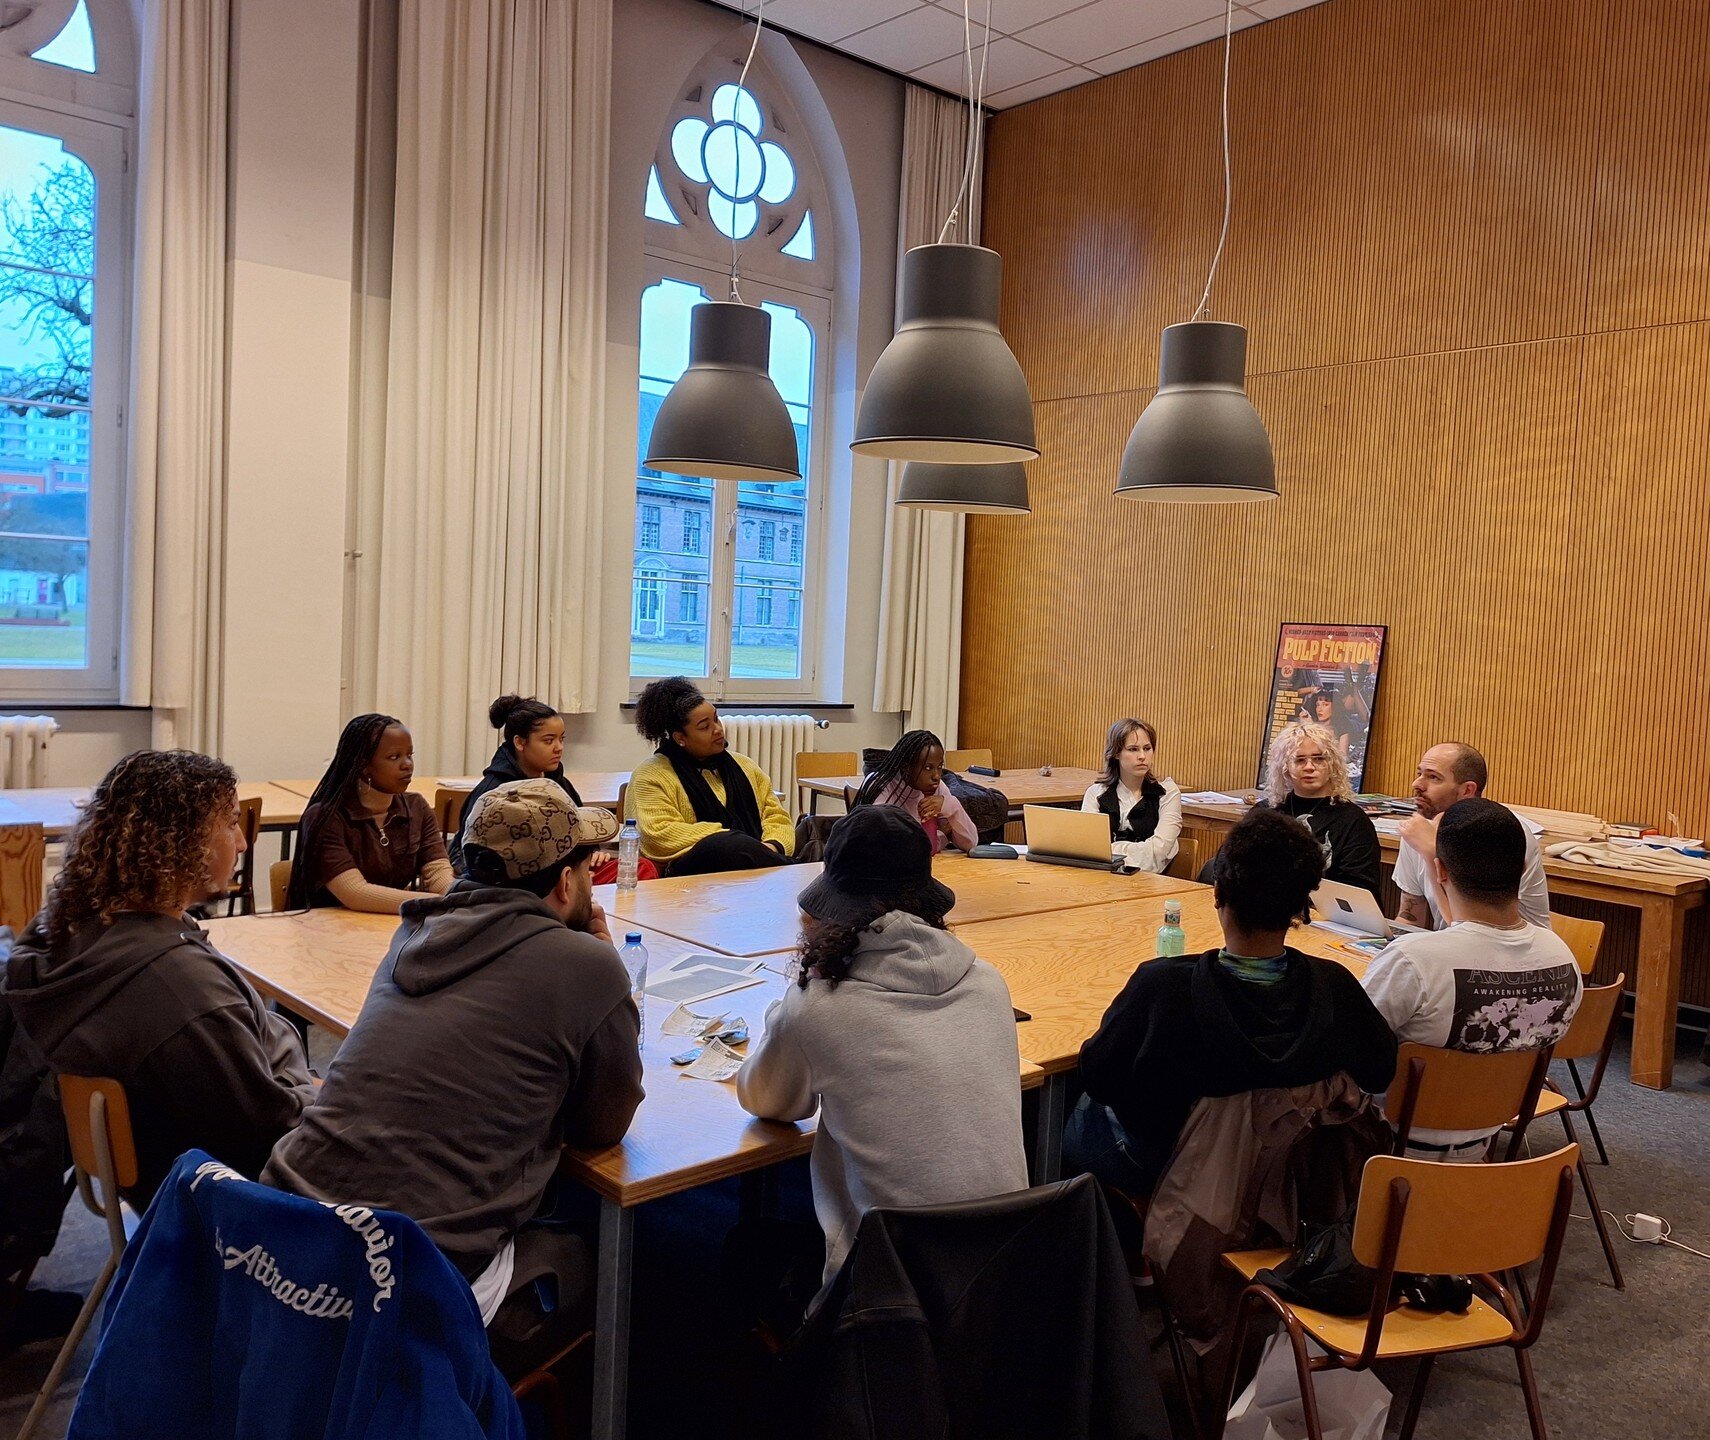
[1191,0,1236,321]
[938,0,993,245]
[729,0,766,301]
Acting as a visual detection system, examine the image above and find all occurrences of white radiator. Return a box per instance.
[721,713,826,804]
[0,714,57,788]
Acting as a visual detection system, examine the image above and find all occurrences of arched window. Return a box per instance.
[0,0,134,701]
[631,37,831,696]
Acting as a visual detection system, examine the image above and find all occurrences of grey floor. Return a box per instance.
[3,1030,1708,1439]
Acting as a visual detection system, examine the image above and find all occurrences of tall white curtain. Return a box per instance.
[124,0,231,753]
[870,85,978,745]
[363,0,611,773]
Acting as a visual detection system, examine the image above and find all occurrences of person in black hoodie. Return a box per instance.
[1065,806,1397,1193]
[1,750,314,1207]
[265,777,644,1371]
[450,693,655,885]
[1260,719,1382,898]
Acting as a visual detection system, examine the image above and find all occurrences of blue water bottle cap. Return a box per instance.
[625,932,642,944]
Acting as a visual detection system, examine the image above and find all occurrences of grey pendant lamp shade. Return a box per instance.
[896,461,1030,514]
[852,244,1039,464]
[1115,320,1275,503]
[644,301,802,482]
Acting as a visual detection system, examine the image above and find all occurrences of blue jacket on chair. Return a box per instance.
[68,1150,525,1440]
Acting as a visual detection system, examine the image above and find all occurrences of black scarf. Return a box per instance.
[1097,775,1164,843]
[660,738,765,840]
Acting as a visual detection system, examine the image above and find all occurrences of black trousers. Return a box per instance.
[669,829,790,876]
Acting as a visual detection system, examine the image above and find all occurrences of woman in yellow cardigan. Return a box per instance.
[626,676,795,875]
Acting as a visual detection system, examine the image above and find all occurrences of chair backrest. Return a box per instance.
[59,1075,138,1194]
[433,785,470,839]
[1164,833,1200,880]
[0,819,44,933]
[222,795,263,914]
[1549,911,1604,975]
[795,750,856,782]
[1551,974,1624,1065]
[615,781,629,823]
[269,858,294,913]
[944,747,993,772]
[1352,1144,1579,1277]
[1385,1042,1551,1149]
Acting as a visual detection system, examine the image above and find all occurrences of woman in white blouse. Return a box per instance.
[1081,718,1182,873]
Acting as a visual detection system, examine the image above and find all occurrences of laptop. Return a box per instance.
[1022,805,1121,872]
[1309,878,1419,940]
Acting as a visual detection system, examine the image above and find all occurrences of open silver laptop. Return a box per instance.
[1310,878,1405,939]
[1023,805,1121,872]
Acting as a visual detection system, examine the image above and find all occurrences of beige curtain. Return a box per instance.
[359,0,611,773]
[124,0,230,752]
[870,85,979,745]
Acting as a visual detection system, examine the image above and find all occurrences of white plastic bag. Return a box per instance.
[1224,1332,1391,1440]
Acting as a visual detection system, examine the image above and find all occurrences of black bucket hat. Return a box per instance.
[797,805,956,930]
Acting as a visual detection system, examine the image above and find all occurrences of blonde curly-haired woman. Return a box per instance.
[1262,720,1381,897]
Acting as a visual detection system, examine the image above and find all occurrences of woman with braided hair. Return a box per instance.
[1,750,314,1205]
[851,729,977,854]
[287,713,454,912]
[625,677,794,875]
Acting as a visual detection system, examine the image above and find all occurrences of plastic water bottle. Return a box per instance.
[1156,899,1186,958]
[616,819,641,896]
[619,931,647,1046]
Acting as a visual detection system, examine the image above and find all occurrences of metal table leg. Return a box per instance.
[1033,1072,1066,1183]
[592,1198,634,1440]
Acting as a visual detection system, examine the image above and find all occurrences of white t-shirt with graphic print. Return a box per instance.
[1361,920,1583,1149]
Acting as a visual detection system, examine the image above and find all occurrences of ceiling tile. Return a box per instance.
[910,36,1069,94]
[924,0,1095,36]
[1013,0,1229,64]
[984,63,1102,108]
[1084,9,1260,74]
[1243,0,1328,16]
[739,0,926,44]
[838,4,973,70]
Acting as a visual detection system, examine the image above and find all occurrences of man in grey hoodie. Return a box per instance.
[738,805,1029,1282]
[264,778,644,1360]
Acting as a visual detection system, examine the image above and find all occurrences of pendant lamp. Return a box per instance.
[1114,320,1274,502]
[644,300,801,482]
[852,242,1038,464]
[1115,0,1275,503]
[896,459,1030,514]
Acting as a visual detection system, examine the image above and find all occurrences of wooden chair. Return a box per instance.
[0,819,44,934]
[944,747,993,772]
[1386,1042,1552,1161]
[433,785,470,841]
[211,795,263,916]
[1164,834,1200,881]
[1548,911,1604,975]
[796,749,857,815]
[1222,1144,1580,1440]
[1515,976,1627,1287]
[614,781,628,823]
[269,858,294,913]
[15,1077,137,1440]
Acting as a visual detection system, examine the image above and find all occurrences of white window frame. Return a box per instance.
[632,255,829,701]
[0,96,128,702]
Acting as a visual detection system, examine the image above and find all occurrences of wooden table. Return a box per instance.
[597,851,1201,958]
[1180,800,1707,1089]
[272,771,629,810]
[0,781,308,840]
[207,905,1039,1440]
[800,766,1102,814]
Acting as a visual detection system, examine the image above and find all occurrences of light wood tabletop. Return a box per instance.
[800,766,1103,808]
[0,781,308,839]
[596,851,1201,958]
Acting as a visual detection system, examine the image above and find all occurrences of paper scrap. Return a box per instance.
[662,1003,726,1038]
[683,1037,745,1082]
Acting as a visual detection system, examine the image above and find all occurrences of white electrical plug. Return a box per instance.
[1632,1213,1665,1243]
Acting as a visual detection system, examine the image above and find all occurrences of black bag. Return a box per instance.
[1256,1209,1474,1318]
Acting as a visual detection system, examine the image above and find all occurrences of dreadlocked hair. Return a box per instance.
[42,749,237,947]
[852,729,945,808]
[286,712,401,909]
[633,676,707,746]
[795,911,950,989]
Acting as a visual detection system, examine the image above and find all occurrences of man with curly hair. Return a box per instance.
[1,750,314,1206]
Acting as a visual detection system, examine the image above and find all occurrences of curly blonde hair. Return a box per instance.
[1265,721,1354,803]
[42,749,238,946]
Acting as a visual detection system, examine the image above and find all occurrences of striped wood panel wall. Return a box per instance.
[966,0,1710,1009]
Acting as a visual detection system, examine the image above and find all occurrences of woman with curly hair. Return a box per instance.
[1,750,314,1205]
[737,806,1026,1282]
[1261,720,1381,898]
[287,713,454,912]
[624,676,794,875]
